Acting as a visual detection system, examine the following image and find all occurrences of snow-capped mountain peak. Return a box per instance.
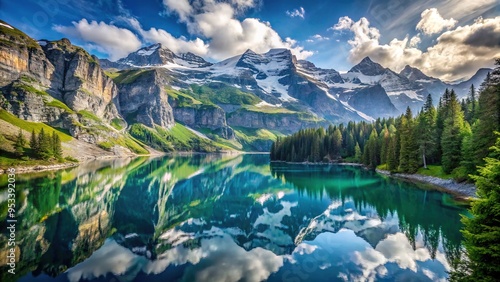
[99,45,489,123]
[136,43,162,56]
[399,65,436,82]
[348,57,387,76]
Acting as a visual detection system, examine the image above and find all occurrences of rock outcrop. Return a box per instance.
[41,39,120,121]
[0,22,53,87]
[116,69,174,128]
[227,108,326,134]
[172,105,234,139]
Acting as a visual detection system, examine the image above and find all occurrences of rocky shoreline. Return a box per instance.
[0,161,80,175]
[271,160,476,199]
[376,169,476,199]
[0,150,248,175]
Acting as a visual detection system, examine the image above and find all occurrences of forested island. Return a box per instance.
[271,60,500,281]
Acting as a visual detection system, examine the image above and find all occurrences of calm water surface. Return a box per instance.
[0,154,467,282]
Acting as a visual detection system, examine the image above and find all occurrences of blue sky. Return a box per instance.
[1,0,499,81]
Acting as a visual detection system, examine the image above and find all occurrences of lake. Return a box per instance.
[0,154,468,282]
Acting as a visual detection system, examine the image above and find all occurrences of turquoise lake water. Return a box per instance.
[0,154,467,281]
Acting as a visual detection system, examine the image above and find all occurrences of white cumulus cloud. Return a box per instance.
[409,34,421,47]
[54,0,312,62]
[162,0,312,60]
[162,0,192,21]
[286,7,305,19]
[53,19,142,61]
[416,8,457,35]
[330,15,500,81]
[126,18,209,57]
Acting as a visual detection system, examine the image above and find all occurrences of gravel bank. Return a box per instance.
[376,169,476,198]
[0,162,80,174]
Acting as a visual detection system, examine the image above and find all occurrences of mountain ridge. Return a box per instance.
[0,19,492,158]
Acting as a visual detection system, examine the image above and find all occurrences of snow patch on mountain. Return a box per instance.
[0,22,13,29]
[340,100,375,122]
[137,45,160,56]
[256,101,282,107]
[342,72,383,84]
[387,90,422,100]
[257,74,296,102]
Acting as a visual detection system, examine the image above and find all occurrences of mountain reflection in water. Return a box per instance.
[0,154,467,282]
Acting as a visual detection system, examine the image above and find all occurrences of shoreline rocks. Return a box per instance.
[376,169,476,198]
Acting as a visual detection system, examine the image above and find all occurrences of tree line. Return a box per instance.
[14,128,63,160]
[270,59,500,281]
[271,61,500,180]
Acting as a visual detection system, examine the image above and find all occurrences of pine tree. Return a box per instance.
[367,129,379,168]
[399,108,419,173]
[441,90,466,174]
[468,84,477,122]
[38,128,52,160]
[14,129,26,156]
[435,96,446,163]
[460,122,475,177]
[417,94,437,168]
[332,128,343,157]
[471,66,500,169]
[380,126,390,165]
[387,135,398,171]
[354,142,362,163]
[52,132,62,159]
[30,129,38,156]
[459,132,500,281]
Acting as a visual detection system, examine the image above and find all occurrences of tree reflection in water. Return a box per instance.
[0,155,467,282]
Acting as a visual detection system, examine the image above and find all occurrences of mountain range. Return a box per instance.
[0,20,490,157]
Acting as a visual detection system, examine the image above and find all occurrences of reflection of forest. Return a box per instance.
[0,155,466,280]
[270,163,466,267]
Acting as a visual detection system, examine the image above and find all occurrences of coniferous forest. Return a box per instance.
[271,60,500,180]
[270,60,500,281]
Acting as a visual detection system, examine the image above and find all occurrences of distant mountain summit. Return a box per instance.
[348,57,387,76]
[0,19,492,155]
[101,43,212,69]
[400,65,437,82]
[98,43,489,121]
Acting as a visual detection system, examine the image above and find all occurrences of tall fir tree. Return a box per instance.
[467,84,477,123]
[52,132,62,159]
[332,128,343,157]
[354,142,362,163]
[417,95,437,168]
[14,129,26,156]
[441,90,466,174]
[366,129,379,168]
[399,107,419,173]
[471,64,500,169]
[30,129,38,156]
[380,125,390,166]
[457,132,500,281]
[38,128,52,160]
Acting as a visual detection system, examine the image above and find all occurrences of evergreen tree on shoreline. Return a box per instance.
[452,133,500,281]
[30,129,38,154]
[14,129,26,156]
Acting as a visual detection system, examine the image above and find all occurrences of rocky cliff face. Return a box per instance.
[0,22,54,87]
[0,23,142,156]
[227,109,326,134]
[339,84,399,118]
[171,104,234,139]
[0,81,71,125]
[116,69,174,128]
[0,26,121,125]
[41,39,120,121]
